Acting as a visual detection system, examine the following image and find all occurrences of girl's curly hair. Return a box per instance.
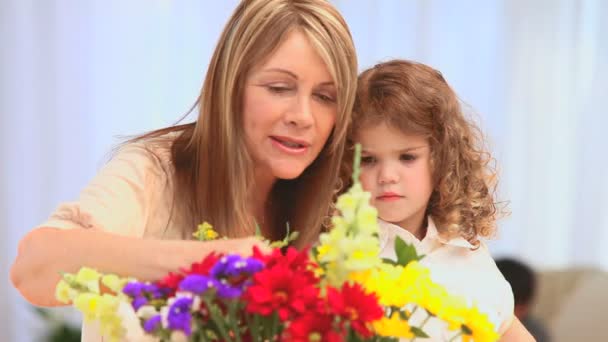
[344,59,504,246]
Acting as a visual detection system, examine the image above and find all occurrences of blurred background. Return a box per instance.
[1,0,606,341]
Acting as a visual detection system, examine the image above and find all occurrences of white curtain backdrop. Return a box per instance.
[1,1,606,341]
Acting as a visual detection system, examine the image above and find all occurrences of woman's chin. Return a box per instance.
[273,166,307,180]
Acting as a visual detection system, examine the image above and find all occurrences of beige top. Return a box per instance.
[378,218,515,340]
[40,138,189,239]
[38,138,186,341]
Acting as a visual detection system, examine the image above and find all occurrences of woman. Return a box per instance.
[10,0,357,315]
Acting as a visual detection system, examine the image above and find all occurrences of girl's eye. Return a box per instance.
[361,156,376,165]
[400,154,417,162]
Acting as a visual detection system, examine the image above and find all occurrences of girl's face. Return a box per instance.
[242,30,337,182]
[356,122,434,231]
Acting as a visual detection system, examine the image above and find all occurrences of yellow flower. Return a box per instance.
[354,205,379,235]
[461,306,500,342]
[330,216,348,232]
[55,280,77,304]
[97,294,125,342]
[343,235,381,271]
[336,193,357,222]
[373,312,414,339]
[316,224,346,262]
[75,267,101,293]
[435,293,469,331]
[316,226,381,286]
[71,289,126,341]
[101,274,130,294]
[74,293,101,322]
[193,222,219,241]
[417,281,449,316]
[352,265,407,308]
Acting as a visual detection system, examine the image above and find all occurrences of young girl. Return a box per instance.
[347,60,534,341]
[11,0,357,340]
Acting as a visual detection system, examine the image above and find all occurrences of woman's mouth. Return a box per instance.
[270,136,310,155]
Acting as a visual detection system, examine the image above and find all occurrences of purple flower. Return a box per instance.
[144,284,167,299]
[216,281,244,298]
[167,297,194,336]
[123,282,165,299]
[124,282,167,311]
[132,296,149,311]
[143,315,162,333]
[207,254,264,299]
[210,255,264,278]
[123,282,147,297]
[179,275,218,294]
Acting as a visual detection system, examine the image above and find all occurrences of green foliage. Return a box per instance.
[34,307,81,342]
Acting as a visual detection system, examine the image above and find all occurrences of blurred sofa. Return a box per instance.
[531,267,608,342]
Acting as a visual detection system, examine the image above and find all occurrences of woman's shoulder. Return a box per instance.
[38,133,179,236]
[114,134,175,170]
[107,133,181,186]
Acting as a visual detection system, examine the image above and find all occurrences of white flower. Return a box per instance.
[136,305,158,319]
[170,331,188,342]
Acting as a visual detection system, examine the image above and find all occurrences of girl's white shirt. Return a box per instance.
[378,218,514,340]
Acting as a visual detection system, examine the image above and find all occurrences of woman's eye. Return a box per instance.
[314,93,336,103]
[400,154,417,162]
[266,85,292,93]
[361,156,376,165]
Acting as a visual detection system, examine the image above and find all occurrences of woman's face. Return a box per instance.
[242,30,337,181]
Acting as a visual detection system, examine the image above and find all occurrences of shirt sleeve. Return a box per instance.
[478,242,516,335]
[496,279,516,334]
[37,143,167,238]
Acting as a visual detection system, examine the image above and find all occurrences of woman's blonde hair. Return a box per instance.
[135,0,357,246]
[347,60,502,246]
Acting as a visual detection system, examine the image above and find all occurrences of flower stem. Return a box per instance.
[270,311,279,338]
[411,311,432,342]
[201,296,232,342]
[448,332,463,342]
[227,300,242,342]
[352,143,362,183]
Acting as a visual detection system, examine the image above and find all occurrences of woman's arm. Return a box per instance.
[10,226,267,307]
[500,316,536,342]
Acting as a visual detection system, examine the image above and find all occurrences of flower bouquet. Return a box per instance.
[55,145,499,341]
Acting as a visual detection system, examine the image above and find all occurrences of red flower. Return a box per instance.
[244,263,319,321]
[155,252,222,295]
[285,313,344,342]
[156,272,184,295]
[253,246,318,282]
[183,252,222,276]
[326,283,384,338]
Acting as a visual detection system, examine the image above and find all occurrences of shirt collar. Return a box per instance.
[379,217,475,249]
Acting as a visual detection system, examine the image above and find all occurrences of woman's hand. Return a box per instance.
[222,236,273,256]
[10,228,273,307]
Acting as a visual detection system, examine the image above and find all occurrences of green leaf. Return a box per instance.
[352,144,362,183]
[311,245,320,260]
[267,222,300,248]
[47,325,81,342]
[381,257,399,266]
[461,324,473,335]
[398,309,410,321]
[255,223,262,237]
[394,236,424,266]
[410,326,430,338]
[201,296,232,342]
